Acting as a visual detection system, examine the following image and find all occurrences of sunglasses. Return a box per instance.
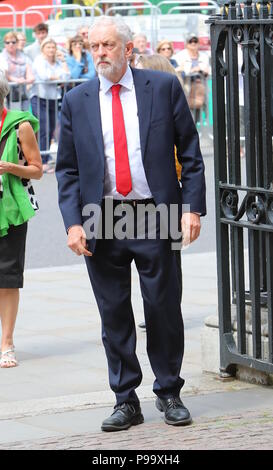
[5,41,17,45]
[189,39,198,44]
[160,47,172,51]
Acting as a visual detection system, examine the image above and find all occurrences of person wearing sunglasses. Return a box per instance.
[175,34,210,123]
[175,34,210,78]
[0,32,34,111]
[156,40,178,68]
[66,35,96,80]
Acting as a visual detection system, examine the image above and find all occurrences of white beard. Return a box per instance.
[95,49,126,81]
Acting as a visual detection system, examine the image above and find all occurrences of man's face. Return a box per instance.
[89,24,133,82]
[79,27,89,39]
[35,29,48,44]
[133,36,147,54]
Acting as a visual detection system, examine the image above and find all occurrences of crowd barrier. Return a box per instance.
[7,79,86,159]
[0,2,217,151]
[6,76,213,161]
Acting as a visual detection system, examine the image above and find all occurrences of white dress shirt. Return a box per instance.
[99,66,152,200]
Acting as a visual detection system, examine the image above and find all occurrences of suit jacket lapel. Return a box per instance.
[84,78,105,166]
[132,68,152,162]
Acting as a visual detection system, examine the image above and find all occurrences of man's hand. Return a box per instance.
[67,225,93,257]
[181,212,201,247]
[56,50,65,62]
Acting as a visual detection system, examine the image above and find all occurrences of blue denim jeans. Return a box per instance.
[31,96,57,164]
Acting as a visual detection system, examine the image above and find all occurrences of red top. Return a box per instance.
[0,108,8,137]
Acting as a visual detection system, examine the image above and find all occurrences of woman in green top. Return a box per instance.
[0,74,42,368]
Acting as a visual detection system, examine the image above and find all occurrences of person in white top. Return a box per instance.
[30,37,70,172]
[175,34,210,77]
[0,31,34,111]
[175,34,210,123]
[24,23,49,63]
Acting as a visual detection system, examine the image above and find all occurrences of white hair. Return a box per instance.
[88,16,133,45]
[0,73,9,108]
[133,33,147,41]
[77,24,88,32]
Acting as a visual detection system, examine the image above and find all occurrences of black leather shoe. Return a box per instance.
[156,396,192,426]
[101,402,144,432]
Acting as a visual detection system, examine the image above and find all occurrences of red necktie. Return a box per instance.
[111,84,132,197]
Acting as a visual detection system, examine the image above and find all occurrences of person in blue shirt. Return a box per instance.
[66,35,96,80]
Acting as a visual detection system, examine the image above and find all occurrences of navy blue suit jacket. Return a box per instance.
[56,67,206,252]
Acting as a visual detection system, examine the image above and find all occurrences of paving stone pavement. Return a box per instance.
[1,408,272,450]
[1,255,272,451]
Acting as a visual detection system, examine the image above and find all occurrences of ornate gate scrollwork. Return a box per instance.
[208,0,273,377]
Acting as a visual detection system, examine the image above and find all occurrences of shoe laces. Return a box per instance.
[166,397,183,409]
[114,403,136,414]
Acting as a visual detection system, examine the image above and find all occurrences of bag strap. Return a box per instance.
[82,51,88,69]
[0,134,8,160]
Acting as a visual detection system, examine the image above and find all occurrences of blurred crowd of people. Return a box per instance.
[0,22,210,172]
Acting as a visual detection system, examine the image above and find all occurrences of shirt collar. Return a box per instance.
[99,65,133,94]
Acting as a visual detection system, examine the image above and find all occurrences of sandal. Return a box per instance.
[0,348,18,368]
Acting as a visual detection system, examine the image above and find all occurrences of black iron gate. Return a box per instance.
[209,0,273,376]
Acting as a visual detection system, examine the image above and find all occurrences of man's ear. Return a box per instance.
[125,41,134,59]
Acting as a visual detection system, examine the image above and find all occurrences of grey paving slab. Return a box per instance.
[0,251,257,422]
[2,387,273,446]
[0,420,64,444]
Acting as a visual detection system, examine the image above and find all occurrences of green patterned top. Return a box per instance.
[0,109,40,237]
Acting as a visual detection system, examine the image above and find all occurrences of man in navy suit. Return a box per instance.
[56,16,206,432]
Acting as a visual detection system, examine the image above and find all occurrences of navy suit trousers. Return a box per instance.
[85,208,185,405]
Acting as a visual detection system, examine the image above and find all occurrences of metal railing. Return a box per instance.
[6,71,213,162]
[0,2,87,31]
[208,0,273,377]
[157,0,219,14]
[6,79,87,161]
[0,4,16,30]
[102,1,159,50]
[21,4,86,33]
